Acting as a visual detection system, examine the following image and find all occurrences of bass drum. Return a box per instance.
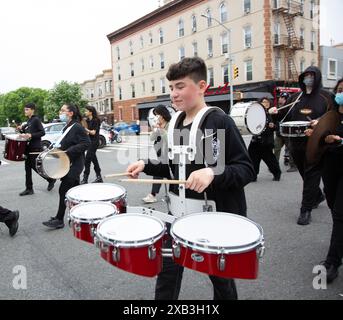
[230,102,267,136]
[148,106,176,128]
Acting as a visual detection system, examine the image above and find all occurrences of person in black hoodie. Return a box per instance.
[18,103,56,196]
[271,66,335,225]
[127,57,255,300]
[248,97,281,182]
[42,104,90,229]
[318,78,343,284]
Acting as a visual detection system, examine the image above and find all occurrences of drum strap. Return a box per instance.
[280,92,303,124]
[53,124,76,148]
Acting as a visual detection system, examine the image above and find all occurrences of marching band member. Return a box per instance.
[19,103,56,196]
[81,106,103,184]
[127,57,255,300]
[42,104,90,230]
[319,78,343,284]
[270,67,334,225]
[248,97,281,182]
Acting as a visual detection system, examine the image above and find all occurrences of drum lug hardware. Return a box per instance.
[74,223,81,232]
[148,245,157,260]
[94,238,100,249]
[112,247,120,262]
[218,254,226,272]
[101,243,109,254]
[90,225,96,238]
[173,242,181,259]
[258,244,265,259]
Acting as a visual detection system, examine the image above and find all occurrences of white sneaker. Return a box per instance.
[142,194,157,203]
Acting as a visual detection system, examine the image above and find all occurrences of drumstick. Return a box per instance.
[120,179,187,185]
[29,151,66,155]
[104,173,131,179]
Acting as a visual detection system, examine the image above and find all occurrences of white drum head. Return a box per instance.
[281,121,310,127]
[6,134,27,142]
[171,213,263,254]
[41,149,70,179]
[66,183,126,203]
[70,202,117,223]
[246,103,267,135]
[97,214,165,247]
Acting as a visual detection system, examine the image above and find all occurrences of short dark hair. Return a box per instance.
[153,105,172,123]
[166,57,207,83]
[24,103,36,110]
[259,97,272,106]
[334,78,343,94]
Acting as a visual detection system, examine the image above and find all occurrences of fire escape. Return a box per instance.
[272,0,304,83]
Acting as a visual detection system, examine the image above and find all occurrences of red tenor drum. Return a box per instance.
[170,213,265,280]
[4,134,28,162]
[65,183,127,213]
[69,202,118,244]
[95,214,166,277]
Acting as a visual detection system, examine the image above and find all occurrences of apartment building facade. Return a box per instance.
[107,0,320,121]
[320,44,343,90]
[80,69,115,122]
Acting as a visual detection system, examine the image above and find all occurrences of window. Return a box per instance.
[311,31,315,51]
[118,87,122,100]
[192,42,198,57]
[310,0,315,19]
[142,81,146,94]
[220,3,228,23]
[222,65,229,84]
[207,38,213,57]
[109,80,113,93]
[141,58,145,72]
[273,0,279,9]
[178,19,185,37]
[149,32,153,45]
[117,65,121,81]
[300,28,305,47]
[160,53,165,69]
[191,15,197,33]
[116,47,120,60]
[179,46,185,61]
[221,32,229,54]
[244,0,251,14]
[129,41,133,55]
[245,60,253,81]
[131,84,135,99]
[140,36,144,49]
[275,57,281,79]
[206,9,212,27]
[300,0,305,15]
[328,59,338,80]
[98,86,103,97]
[208,67,214,87]
[300,59,306,73]
[151,79,155,93]
[159,28,164,44]
[130,63,135,77]
[160,78,166,94]
[274,22,281,45]
[244,26,252,48]
[149,56,154,69]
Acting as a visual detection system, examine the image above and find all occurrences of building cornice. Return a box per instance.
[107,0,205,44]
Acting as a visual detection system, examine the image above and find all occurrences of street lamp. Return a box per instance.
[201,14,234,114]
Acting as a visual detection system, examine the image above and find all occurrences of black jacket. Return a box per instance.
[144,110,255,216]
[21,115,45,151]
[251,112,275,147]
[60,121,91,181]
[86,118,100,145]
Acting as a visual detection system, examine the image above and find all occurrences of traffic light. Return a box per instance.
[234,66,239,79]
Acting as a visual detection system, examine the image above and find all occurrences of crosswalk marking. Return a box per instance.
[0,160,9,165]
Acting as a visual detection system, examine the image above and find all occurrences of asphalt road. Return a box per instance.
[0,135,342,300]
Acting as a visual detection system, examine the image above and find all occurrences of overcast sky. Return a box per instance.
[0,0,341,94]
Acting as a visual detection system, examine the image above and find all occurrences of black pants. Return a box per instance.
[55,177,80,221]
[155,225,238,300]
[290,143,323,212]
[25,151,54,190]
[151,176,163,195]
[322,152,343,268]
[83,143,101,177]
[248,143,281,177]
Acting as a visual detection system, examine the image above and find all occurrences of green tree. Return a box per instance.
[44,81,88,121]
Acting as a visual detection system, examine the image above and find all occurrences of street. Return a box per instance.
[0,135,342,300]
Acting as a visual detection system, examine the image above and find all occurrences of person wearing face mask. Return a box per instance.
[317,78,343,284]
[18,103,56,196]
[42,104,90,229]
[248,97,282,182]
[271,66,335,226]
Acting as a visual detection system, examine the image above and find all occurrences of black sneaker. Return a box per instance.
[42,218,64,229]
[312,193,326,209]
[47,179,56,191]
[19,189,34,196]
[6,210,19,237]
[93,175,103,183]
[297,210,311,226]
[287,166,297,173]
[320,262,339,284]
[273,174,281,181]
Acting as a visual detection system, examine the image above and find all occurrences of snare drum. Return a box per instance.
[96,214,166,277]
[36,148,70,179]
[170,213,265,280]
[65,183,127,213]
[4,134,28,162]
[230,102,267,135]
[280,121,311,138]
[69,202,118,244]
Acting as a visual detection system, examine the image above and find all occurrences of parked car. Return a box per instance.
[113,121,140,135]
[0,127,16,140]
[41,122,110,149]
